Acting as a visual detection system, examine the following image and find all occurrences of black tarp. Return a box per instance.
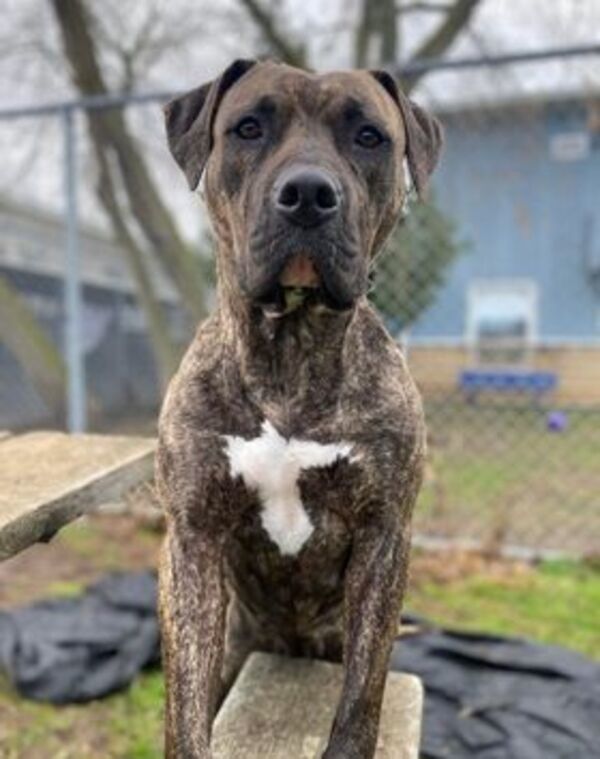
[0,572,159,703]
[391,618,600,758]
[1,571,599,758]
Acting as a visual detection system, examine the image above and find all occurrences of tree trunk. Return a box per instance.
[0,274,65,421]
[94,144,181,389]
[50,0,208,326]
[238,0,306,67]
[380,0,399,66]
[353,0,482,85]
[355,0,378,68]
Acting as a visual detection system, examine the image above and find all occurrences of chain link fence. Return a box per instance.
[375,77,600,557]
[1,50,599,558]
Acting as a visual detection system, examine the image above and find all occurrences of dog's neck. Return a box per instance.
[215,260,356,405]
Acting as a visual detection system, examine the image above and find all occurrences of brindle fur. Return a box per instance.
[157,60,442,759]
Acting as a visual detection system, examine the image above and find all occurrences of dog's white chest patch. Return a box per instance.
[224,421,353,556]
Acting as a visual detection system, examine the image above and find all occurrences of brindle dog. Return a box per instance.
[157,59,442,759]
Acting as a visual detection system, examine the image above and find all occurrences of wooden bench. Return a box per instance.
[0,431,156,561]
[213,653,423,758]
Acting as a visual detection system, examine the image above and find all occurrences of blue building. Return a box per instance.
[406,90,600,406]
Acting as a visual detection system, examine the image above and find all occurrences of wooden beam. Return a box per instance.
[212,653,423,758]
[0,432,155,561]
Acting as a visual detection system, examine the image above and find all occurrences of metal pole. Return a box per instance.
[397,43,600,76]
[62,106,86,433]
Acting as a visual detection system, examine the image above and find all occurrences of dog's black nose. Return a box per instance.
[274,167,340,228]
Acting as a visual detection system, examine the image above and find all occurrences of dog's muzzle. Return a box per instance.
[242,164,367,315]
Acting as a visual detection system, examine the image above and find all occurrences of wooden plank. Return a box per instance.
[0,432,156,561]
[213,653,423,759]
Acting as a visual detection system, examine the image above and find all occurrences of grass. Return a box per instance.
[407,557,600,659]
[107,671,164,759]
[0,670,164,759]
[1,553,598,757]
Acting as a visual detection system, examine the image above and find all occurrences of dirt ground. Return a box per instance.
[0,514,161,608]
[0,512,532,609]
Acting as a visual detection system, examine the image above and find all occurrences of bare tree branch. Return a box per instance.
[381,0,399,66]
[89,1,187,92]
[237,0,305,66]
[411,0,481,58]
[402,0,482,90]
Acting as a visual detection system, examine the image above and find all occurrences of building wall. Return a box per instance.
[410,99,600,342]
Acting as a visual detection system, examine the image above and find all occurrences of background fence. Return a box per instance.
[1,46,599,558]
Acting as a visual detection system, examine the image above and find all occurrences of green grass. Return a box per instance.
[46,580,86,598]
[59,521,123,569]
[0,670,164,759]
[1,558,597,757]
[107,671,164,758]
[407,558,600,659]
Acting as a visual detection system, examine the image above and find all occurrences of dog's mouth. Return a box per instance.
[254,253,358,318]
[278,254,320,289]
[244,222,365,317]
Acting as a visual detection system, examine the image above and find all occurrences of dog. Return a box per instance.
[157,59,442,759]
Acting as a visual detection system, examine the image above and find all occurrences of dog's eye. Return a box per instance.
[355,125,385,149]
[234,116,263,140]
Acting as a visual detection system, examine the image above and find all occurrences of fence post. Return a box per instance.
[62,105,86,433]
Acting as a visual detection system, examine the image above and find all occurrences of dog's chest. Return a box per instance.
[224,421,357,556]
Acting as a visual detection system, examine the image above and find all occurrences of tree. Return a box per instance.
[237,0,481,84]
[51,0,213,387]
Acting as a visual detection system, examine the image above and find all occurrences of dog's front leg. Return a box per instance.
[323,519,410,759]
[159,518,228,759]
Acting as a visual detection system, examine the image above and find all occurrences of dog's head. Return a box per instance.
[164,60,442,316]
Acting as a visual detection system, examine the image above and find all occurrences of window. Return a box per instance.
[467,280,538,366]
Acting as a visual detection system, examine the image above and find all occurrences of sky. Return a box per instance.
[0,0,598,241]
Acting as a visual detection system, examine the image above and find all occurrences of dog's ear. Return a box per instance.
[164,59,257,190]
[370,70,443,198]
